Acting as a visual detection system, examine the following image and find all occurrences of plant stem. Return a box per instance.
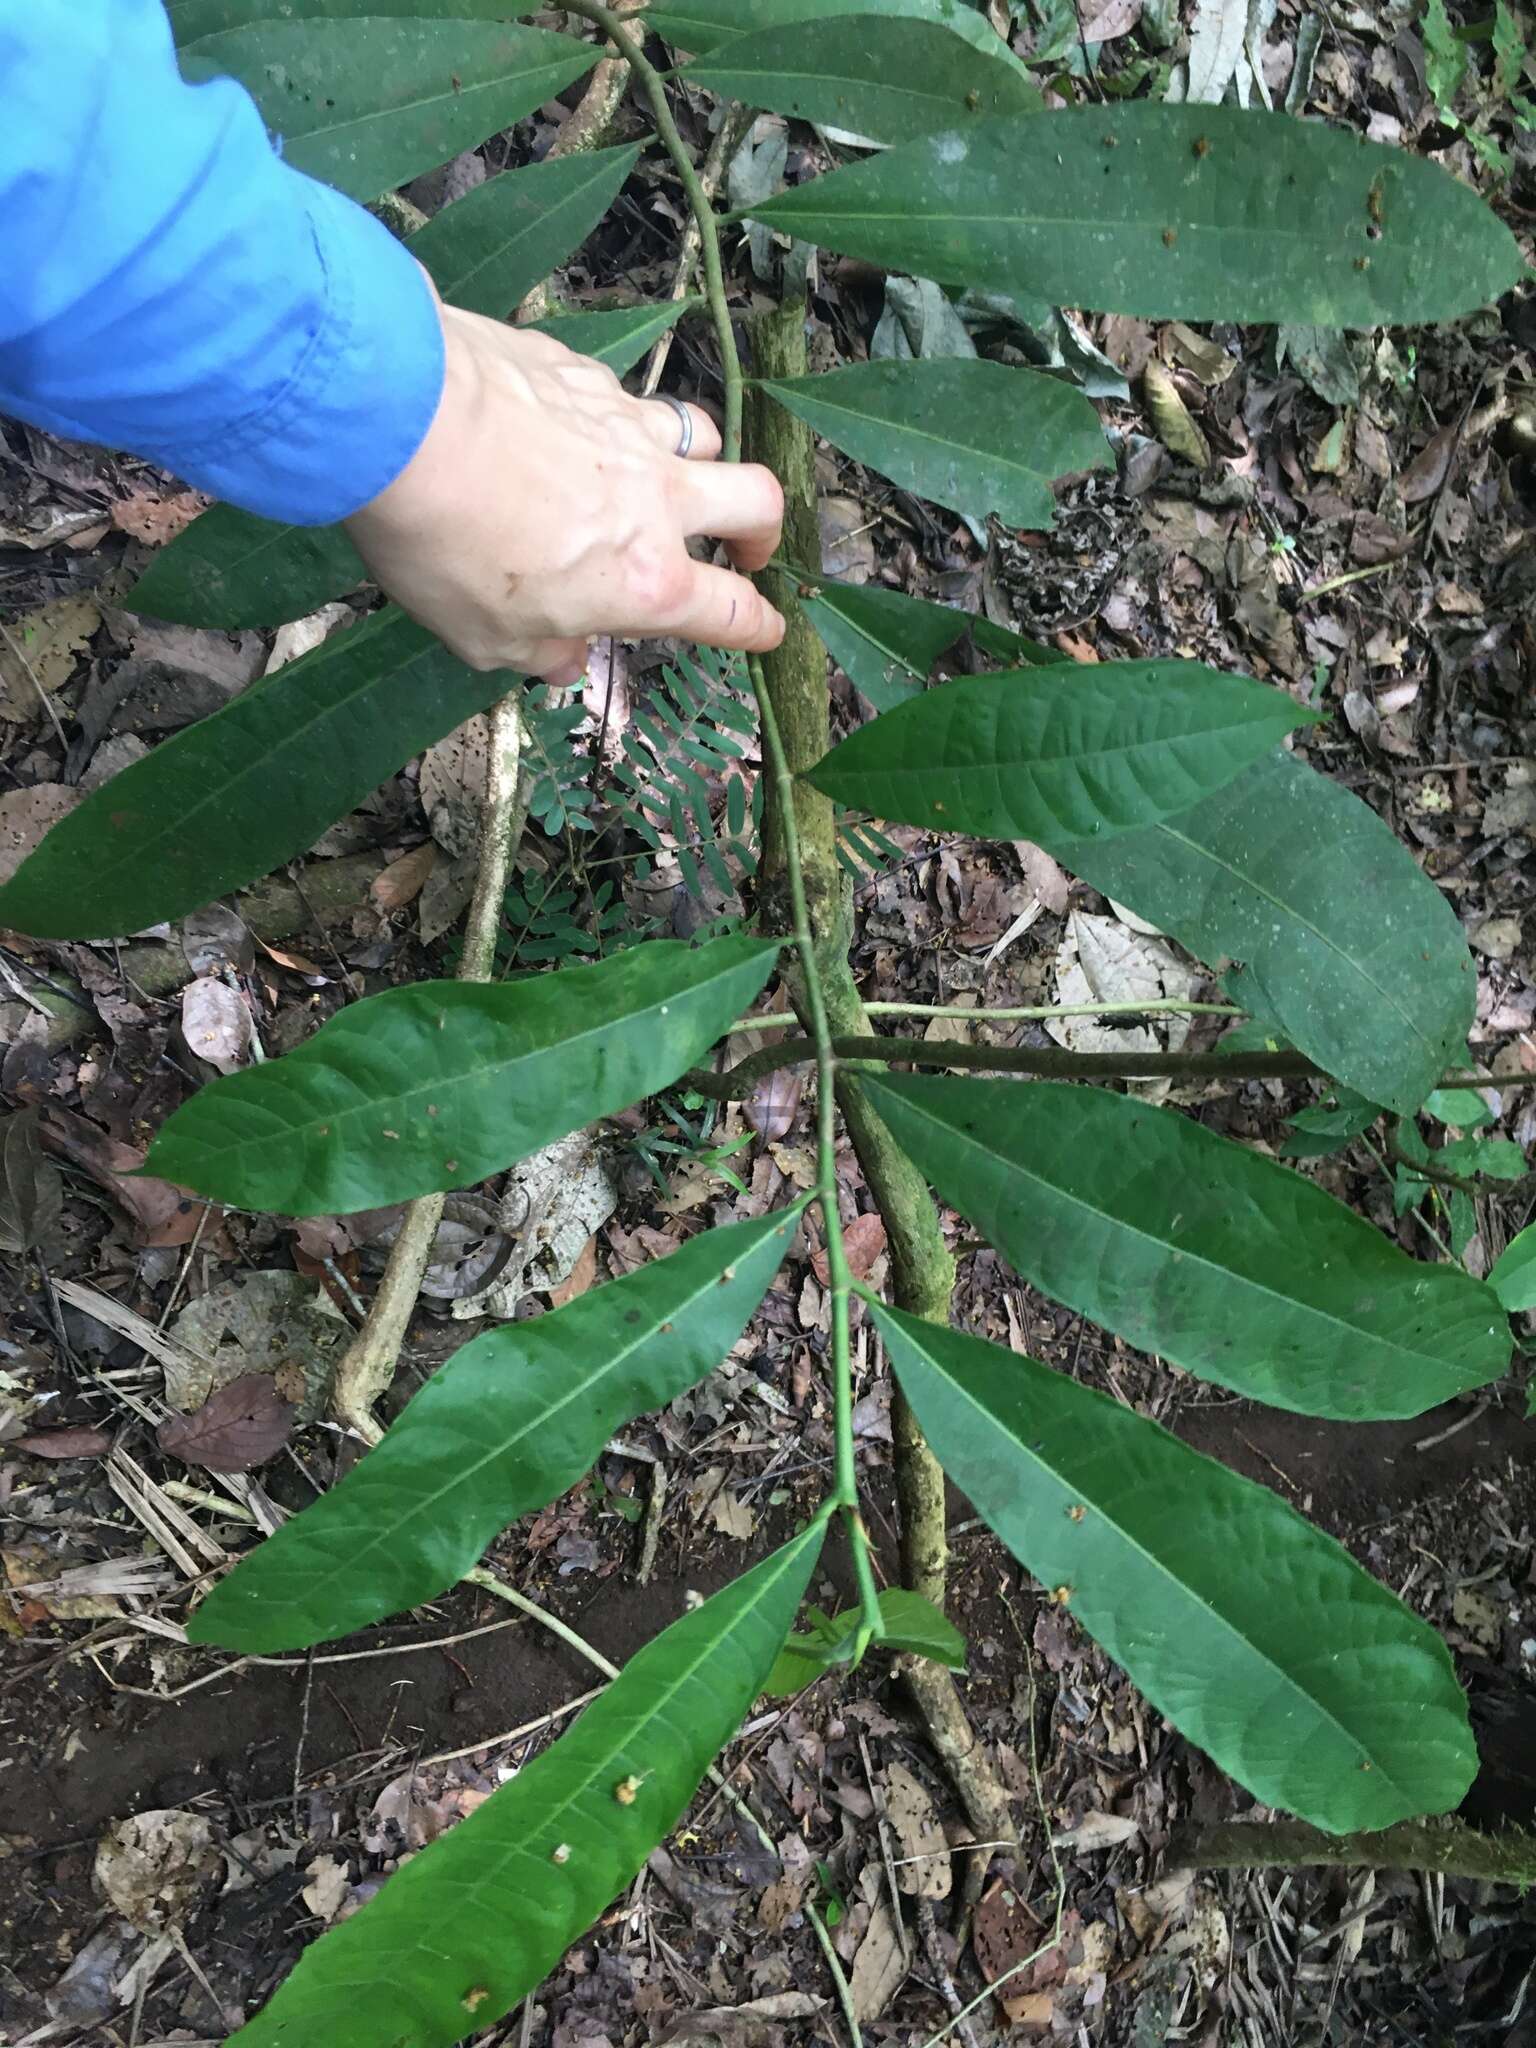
[561,0,743,457]
[330,695,528,1440]
[864,997,1245,1024]
[754,659,881,1655]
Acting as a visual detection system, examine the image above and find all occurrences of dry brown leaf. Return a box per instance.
[181,976,252,1074]
[38,1106,214,1246]
[1399,422,1457,503]
[95,1811,219,1934]
[848,1897,907,2024]
[548,1233,599,1308]
[811,1211,887,1286]
[110,489,208,545]
[0,1107,63,1256]
[12,1427,112,1460]
[884,1761,950,1899]
[158,1373,295,1473]
[0,596,100,719]
[746,1066,804,1141]
[0,785,80,883]
[263,601,353,674]
[371,840,437,913]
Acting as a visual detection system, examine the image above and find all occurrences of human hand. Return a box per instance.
[343,300,785,685]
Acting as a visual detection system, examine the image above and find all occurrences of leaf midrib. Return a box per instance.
[892,1319,1425,1802]
[879,1086,1451,1382]
[764,374,1088,486]
[239,1221,784,1632]
[189,947,768,1175]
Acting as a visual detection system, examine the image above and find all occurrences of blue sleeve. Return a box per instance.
[0,1,445,527]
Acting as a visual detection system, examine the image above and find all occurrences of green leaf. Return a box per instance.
[180,21,596,203]
[804,663,1312,838]
[406,145,642,317]
[1037,748,1475,1116]
[528,300,693,375]
[648,0,1030,74]
[189,1210,797,1651]
[797,575,972,710]
[144,935,779,1214]
[749,105,1525,325]
[864,1073,1509,1420]
[687,16,1039,148]
[1423,0,1470,116]
[1489,1224,1536,1315]
[0,610,511,942]
[170,0,542,41]
[126,506,365,631]
[1423,1084,1494,1130]
[872,1302,1476,1831]
[757,360,1109,531]
[226,1525,823,2048]
[764,1586,966,1693]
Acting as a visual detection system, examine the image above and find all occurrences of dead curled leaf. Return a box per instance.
[95,1810,219,1934]
[811,1211,887,1286]
[157,1373,295,1473]
[39,1106,215,1247]
[746,1065,805,1142]
[180,975,252,1074]
[370,839,437,913]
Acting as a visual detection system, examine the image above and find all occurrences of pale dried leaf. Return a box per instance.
[849,1897,907,2023]
[0,595,99,718]
[95,1810,219,1933]
[371,840,437,913]
[885,1761,950,1898]
[263,601,353,675]
[0,785,80,883]
[180,977,252,1074]
[111,489,208,545]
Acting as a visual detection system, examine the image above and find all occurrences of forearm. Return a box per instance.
[0,0,443,524]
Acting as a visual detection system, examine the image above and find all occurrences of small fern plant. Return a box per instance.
[1,5,1527,2043]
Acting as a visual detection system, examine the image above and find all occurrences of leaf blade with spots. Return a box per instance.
[873,1302,1476,1831]
[225,1526,823,2048]
[750,105,1524,325]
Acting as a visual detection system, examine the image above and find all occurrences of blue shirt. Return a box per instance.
[0,2,444,525]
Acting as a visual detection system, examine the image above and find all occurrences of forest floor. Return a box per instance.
[2,3,1535,2045]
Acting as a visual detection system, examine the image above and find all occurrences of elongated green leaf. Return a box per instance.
[750,105,1525,325]
[759,361,1108,531]
[765,1585,965,1693]
[805,663,1312,837]
[407,145,641,317]
[865,1074,1509,1420]
[189,1210,798,1652]
[799,575,970,710]
[873,1304,1475,1830]
[528,299,692,375]
[1489,1224,1536,1315]
[687,16,1038,147]
[1037,747,1474,1115]
[171,0,540,41]
[649,0,1031,73]
[180,21,596,203]
[0,610,511,942]
[228,1526,822,2048]
[125,505,365,631]
[145,935,779,1214]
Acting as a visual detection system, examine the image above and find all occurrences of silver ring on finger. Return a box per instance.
[649,392,694,459]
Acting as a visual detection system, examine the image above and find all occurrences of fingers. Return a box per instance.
[675,462,784,573]
[635,396,722,463]
[527,636,590,688]
[650,559,785,653]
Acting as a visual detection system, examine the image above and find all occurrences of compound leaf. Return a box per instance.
[226,1525,823,2048]
[189,1210,799,1652]
[865,1074,1509,1421]
[687,15,1038,147]
[145,935,779,1214]
[0,609,511,941]
[804,663,1312,836]
[873,1303,1476,1831]
[750,105,1524,325]
[180,19,596,203]
[1038,747,1475,1115]
[758,360,1108,530]
[527,299,692,374]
